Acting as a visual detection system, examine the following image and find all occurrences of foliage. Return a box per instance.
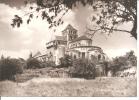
[98,61,109,76]
[59,54,72,67]
[69,58,96,79]
[0,57,23,81]
[11,0,137,39]
[26,58,42,69]
[40,61,56,68]
[18,57,27,69]
[87,0,137,39]
[126,50,137,66]
[112,50,137,67]
[109,58,123,76]
[109,50,137,76]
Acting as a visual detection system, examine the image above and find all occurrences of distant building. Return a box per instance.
[46,24,108,65]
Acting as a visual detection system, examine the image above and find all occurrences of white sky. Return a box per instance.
[0,2,137,59]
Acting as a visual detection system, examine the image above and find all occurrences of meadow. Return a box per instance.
[0,77,136,96]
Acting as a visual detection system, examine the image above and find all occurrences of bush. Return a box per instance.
[0,58,23,81]
[41,61,56,68]
[59,55,72,67]
[26,58,41,69]
[69,58,96,79]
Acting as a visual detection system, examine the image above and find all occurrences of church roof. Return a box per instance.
[88,46,102,51]
[62,24,77,32]
[70,35,91,43]
[46,35,67,46]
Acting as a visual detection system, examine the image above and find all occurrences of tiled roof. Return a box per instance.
[71,46,101,49]
[70,35,91,43]
[88,46,102,51]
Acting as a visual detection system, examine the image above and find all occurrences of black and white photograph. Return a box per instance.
[0,0,137,97]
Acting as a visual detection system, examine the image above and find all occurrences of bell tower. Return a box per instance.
[62,24,78,42]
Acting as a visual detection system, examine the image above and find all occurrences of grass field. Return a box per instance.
[0,77,136,96]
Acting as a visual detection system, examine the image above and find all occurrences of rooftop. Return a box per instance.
[62,24,77,32]
[46,35,67,45]
[70,35,92,43]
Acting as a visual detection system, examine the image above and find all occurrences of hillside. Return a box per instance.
[0,77,136,96]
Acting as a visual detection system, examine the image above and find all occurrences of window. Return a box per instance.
[98,54,101,61]
[78,52,80,57]
[78,43,81,46]
[82,52,85,59]
[74,55,76,59]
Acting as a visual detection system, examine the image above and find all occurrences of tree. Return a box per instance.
[26,52,42,69]
[11,0,137,39]
[0,57,23,81]
[86,0,137,39]
[126,50,137,66]
[59,54,72,67]
[108,50,137,76]
[69,58,96,79]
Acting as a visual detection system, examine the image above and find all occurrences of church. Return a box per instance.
[46,24,107,65]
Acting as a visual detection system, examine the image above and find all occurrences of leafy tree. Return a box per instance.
[0,57,23,81]
[26,58,42,69]
[11,0,137,39]
[109,50,137,76]
[69,58,96,79]
[86,0,137,39]
[29,52,33,58]
[126,50,137,66]
[59,54,72,67]
[26,52,42,69]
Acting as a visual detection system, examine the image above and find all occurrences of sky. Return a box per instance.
[0,0,137,59]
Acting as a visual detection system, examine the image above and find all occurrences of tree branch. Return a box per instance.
[87,26,131,37]
[103,27,131,33]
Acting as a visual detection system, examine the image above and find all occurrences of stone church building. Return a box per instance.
[46,24,107,65]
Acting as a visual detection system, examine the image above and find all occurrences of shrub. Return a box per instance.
[108,50,137,76]
[69,58,96,79]
[128,55,137,66]
[0,58,23,81]
[59,55,72,67]
[41,61,56,68]
[26,58,41,69]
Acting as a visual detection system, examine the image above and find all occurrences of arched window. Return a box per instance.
[98,54,101,61]
[74,55,76,59]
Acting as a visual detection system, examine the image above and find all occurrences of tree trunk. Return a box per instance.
[131,16,137,40]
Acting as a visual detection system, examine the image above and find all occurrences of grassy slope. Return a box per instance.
[0,77,136,96]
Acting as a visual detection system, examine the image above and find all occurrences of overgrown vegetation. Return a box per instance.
[0,57,23,81]
[41,61,56,68]
[0,50,136,81]
[26,58,42,69]
[59,55,72,67]
[69,58,96,79]
[108,50,137,76]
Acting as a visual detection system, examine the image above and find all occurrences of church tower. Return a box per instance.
[62,24,78,42]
